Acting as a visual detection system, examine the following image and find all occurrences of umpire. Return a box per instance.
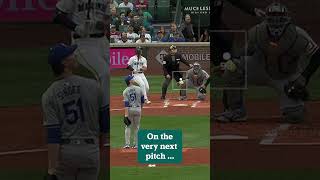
[161,45,193,100]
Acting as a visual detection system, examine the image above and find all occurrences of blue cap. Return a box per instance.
[48,43,77,65]
[124,75,134,85]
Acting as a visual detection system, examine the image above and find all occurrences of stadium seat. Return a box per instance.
[156,0,171,22]
[148,0,156,17]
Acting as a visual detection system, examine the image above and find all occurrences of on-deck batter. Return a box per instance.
[122,75,144,149]
[127,46,151,104]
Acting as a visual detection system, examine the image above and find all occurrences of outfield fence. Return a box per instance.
[110,42,210,76]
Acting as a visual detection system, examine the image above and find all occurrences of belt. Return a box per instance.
[129,105,140,108]
[61,138,95,145]
[73,33,105,39]
[133,71,143,74]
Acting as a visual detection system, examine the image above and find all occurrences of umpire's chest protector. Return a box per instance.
[253,23,309,79]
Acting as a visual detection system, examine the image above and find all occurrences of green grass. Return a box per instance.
[110,115,210,148]
[0,169,108,180]
[111,166,210,180]
[213,170,320,180]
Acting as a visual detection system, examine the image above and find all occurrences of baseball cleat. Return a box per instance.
[214,109,247,123]
[123,145,130,149]
[131,145,137,149]
[145,100,151,104]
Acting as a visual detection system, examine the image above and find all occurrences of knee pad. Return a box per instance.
[282,106,305,123]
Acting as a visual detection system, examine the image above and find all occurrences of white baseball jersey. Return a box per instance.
[127,55,147,73]
[56,0,108,34]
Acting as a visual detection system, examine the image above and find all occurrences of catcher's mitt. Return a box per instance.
[44,174,58,180]
[199,86,207,94]
[123,116,131,126]
[284,77,309,101]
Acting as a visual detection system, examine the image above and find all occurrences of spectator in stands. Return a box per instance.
[110,25,121,43]
[137,9,154,36]
[180,14,196,42]
[159,26,166,36]
[111,7,119,25]
[127,25,139,42]
[126,9,134,22]
[139,27,152,41]
[117,32,132,43]
[115,12,130,30]
[130,14,143,33]
[163,22,185,42]
[199,29,210,42]
[110,0,119,9]
[153,30,165,42]
[134,0,148,10]
[119,0,134,11]
[136,33,151,43]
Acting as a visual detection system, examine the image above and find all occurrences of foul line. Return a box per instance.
[259,123,291,145]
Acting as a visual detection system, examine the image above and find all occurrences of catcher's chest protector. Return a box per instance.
[254,23,309,79]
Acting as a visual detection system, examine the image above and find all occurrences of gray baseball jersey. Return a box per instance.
[123,85,144,146]
[247,22,319,80]
[186,69,209,87]
[123,85,144,112]
[56,0,108,34]
[42,75,101,140]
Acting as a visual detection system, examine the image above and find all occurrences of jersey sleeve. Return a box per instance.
[127,57,134,66]
[143,57,147,67]
[123,89,129,107]
[56,0,75,13]
[41,91,60,127]
[296,26,319,58]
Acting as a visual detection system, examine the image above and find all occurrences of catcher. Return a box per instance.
[122,75,144,149]
[215,2,320,123]
[183,62,210,100]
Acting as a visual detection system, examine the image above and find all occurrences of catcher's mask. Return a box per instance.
[136,46,143,56]
[265,2,291,39]
[193,62,201,74]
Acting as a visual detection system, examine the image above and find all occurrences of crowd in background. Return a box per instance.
[109,0,210,43]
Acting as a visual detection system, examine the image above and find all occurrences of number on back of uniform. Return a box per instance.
[63,98,85,125]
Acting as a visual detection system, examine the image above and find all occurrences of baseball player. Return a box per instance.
[53,0,110,130]
[184,62,210,100]
[122,75,144,149]
[42,43,108,180]
[127,46,151,104]
[215,2,320,123]
[161,45,193,100]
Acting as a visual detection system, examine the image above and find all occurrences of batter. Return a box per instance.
[127,46,151,104]
[53,0,110,117]
[122,75,145,149]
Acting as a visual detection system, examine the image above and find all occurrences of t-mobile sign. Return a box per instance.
[110,48,136,69]
[0,0,57,22]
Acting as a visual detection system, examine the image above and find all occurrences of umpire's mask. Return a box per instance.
[265,2,291,40]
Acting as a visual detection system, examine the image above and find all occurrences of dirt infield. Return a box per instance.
[0,93,209,168]
[212,100,320,170]
[110,148,209,166]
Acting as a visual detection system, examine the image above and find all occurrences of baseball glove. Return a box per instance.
[284,77,309,101]
[123,117,131,126]
[44,174,58,180]
[199,86,207,94]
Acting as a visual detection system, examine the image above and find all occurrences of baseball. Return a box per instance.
[148,164,157,167]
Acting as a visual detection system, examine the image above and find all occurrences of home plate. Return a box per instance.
[173,104,189,107]
[211,135,249,140]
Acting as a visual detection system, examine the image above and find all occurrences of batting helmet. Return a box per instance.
[265,2,291,39]
[124,75,134,86]
[136,46,143,56]
[48,43,77,65]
